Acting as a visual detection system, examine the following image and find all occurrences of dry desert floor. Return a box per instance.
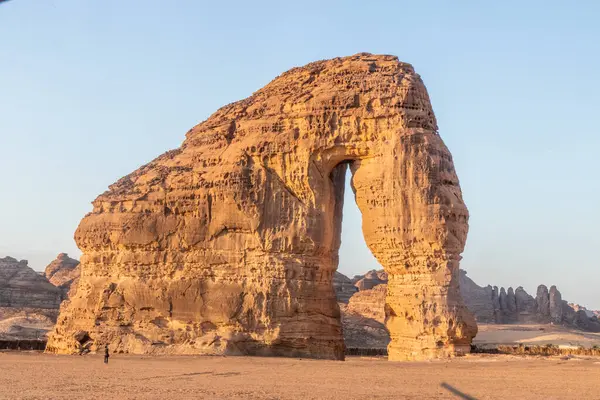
[2,351,600,399]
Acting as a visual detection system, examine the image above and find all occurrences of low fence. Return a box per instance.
[0,339,47,351]
[345,347,387,356]
[471,344,600,357]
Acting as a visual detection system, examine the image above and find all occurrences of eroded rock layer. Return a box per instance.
[47,53,476,360]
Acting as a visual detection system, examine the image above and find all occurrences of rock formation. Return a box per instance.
[536,285,550,321]
[0,256,62,339]
[333,272,358,303]
[548,285,563,324]
[44,253,80,300]
[514,287,537,321]
[458,270,496,323]
[47,53,476,361]
[353,269,387,291]
[0,257,62,309]
[341,284,389,349]
[459,270,600,331]
[569,303,600,318]
[506,287,517,322]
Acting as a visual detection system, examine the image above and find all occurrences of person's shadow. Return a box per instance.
[440,382,478,400]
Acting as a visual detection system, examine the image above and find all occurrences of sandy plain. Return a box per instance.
[2,324,600,399]
[2,351,600,399]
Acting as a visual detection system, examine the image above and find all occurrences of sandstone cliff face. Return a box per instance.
[0,257,62,309]
[44,253,80,300]
[47,53,475,360]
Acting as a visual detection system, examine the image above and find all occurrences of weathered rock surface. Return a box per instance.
[0,257,62,309]
[333,272,358,303]
[44,253,80,300]
[47,53,476,360]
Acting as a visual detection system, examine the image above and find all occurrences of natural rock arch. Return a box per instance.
[47,53,476,361]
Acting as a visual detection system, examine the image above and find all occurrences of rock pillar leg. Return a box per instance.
[385,259,476,360]
[350,132,477,361]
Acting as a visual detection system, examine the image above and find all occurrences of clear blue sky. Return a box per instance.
[1,1,599,307]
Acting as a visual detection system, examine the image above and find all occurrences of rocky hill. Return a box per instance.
[0,257,62,309]
[0,256,64,340]
[0,254,81,340]
[569,303,600,318]
[459,270,600,331]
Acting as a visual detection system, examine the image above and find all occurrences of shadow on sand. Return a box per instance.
[441,382,477,400]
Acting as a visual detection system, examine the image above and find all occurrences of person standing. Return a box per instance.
[104,344,110,364]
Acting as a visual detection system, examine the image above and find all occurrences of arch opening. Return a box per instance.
[333,162,390,354]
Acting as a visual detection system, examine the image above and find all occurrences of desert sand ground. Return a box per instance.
[2,324,600,399]
[2,352,600,400]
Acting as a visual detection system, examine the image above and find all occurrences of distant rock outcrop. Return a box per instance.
[341,284,389,349]
[458,271,496,323]
[338,268,600,349]
[568,303,600,318]
[0,256,63,339]
[351,269,388,291]
[333,272,358,303]
[536,285,551,321]
[549,285,563,324]
[44,253,80,300]
[0,257,62,309]
[459,269,599,331]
